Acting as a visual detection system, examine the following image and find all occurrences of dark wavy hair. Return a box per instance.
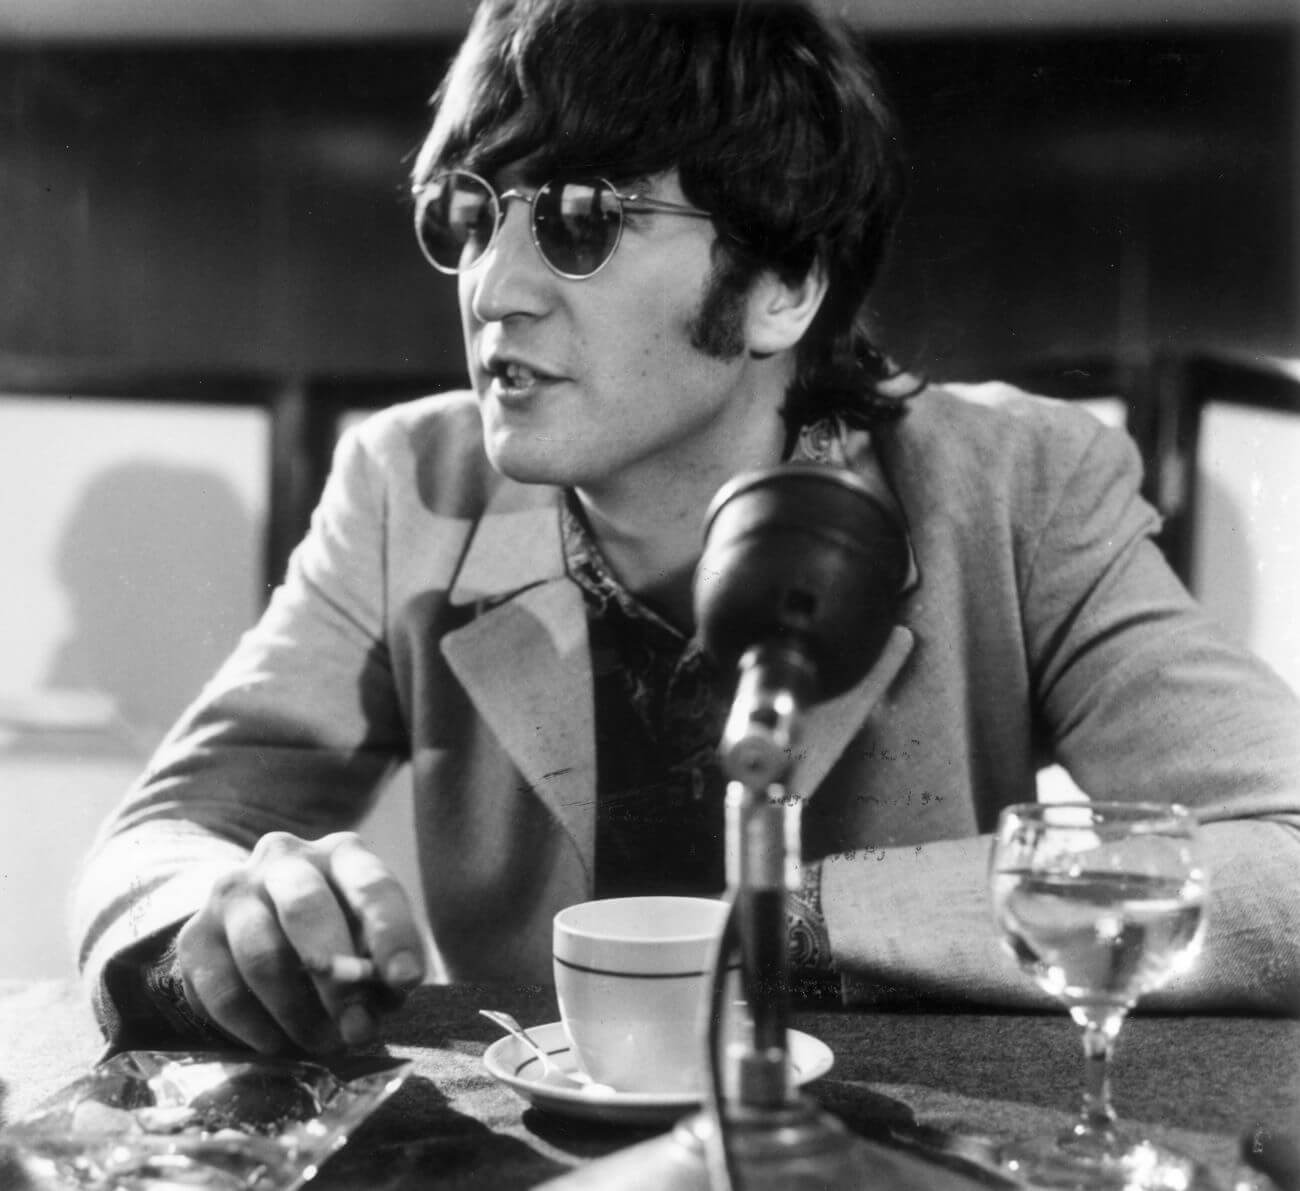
[413,0,914,432]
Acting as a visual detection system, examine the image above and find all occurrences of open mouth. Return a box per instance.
[499,362,544,388]
[485,358,562,401]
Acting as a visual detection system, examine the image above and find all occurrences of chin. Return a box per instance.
[483,432,582,489]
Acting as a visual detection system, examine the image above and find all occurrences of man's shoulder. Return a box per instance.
[892,378,1123,476]
[908,379,1111,441]
[338,389,562,519]
[348,389,483,456]
[345,390,495,489]
[868,378,1141,538]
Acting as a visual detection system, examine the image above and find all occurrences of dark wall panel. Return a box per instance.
[870,29,1297,378]
[0,47,462,373]
[1,28,1295,380]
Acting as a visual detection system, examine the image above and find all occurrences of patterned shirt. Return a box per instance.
[561,493,730,897]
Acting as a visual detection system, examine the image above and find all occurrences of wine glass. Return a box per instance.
[989,801,1208,1190]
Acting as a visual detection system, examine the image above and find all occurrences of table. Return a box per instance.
[2,979,1297,1189]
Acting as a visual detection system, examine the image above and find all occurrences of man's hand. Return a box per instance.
[175,831,426,1055]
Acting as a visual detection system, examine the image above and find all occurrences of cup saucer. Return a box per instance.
[482,1021,833,1127]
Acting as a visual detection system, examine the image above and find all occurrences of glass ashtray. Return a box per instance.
[0,1049,412,1190]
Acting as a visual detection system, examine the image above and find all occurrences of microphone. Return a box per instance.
[694,463,909,787]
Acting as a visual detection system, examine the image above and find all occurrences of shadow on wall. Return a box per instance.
[41,459,259,750]
[0,457,263,977]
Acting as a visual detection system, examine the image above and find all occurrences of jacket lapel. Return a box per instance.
[440,490,597,861]
[786,624,914,798]
[781,424,919,799]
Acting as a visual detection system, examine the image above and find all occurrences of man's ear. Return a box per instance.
[745,258,829,356]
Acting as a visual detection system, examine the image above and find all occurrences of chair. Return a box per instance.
[1150,349,1300,694]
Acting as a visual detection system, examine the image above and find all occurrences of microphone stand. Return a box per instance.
[692,640,879,1190]
[537,643,878,1191]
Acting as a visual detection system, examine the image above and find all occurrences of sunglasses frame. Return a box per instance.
[413,169,713,281]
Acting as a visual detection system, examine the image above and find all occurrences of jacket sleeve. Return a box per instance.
[72,422,408,1032]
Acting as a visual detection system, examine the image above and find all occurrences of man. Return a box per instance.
[75,0,1300,1057]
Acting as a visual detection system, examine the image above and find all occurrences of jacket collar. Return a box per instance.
[447,480,567,606]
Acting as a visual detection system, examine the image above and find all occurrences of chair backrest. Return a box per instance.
[1151,350,1300,694]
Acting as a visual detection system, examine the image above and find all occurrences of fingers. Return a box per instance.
[320,833,427,992]
[251,854,357,1050]
[177,879,321,1055]
[261,839,357,969]
[228,889,345,1052]
[176,832,424,1056]
[177,950,287,1055]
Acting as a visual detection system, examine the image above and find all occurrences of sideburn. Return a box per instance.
[687,252,751,360]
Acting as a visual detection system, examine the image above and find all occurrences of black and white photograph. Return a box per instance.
[1,1,1297,1188]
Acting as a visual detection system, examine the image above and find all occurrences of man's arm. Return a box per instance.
[818,408,1300,1012]
[820,817,1300,1012]
[73,421,414,1047]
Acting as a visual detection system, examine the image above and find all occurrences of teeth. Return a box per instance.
[502,362,538,386]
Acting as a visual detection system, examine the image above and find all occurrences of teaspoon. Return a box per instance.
[479,1010,563,1078]
[478,1009,614,1094]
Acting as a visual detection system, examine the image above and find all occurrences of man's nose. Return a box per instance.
[467,199,549,323]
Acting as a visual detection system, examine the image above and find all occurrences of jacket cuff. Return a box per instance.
[98,925,239,1053]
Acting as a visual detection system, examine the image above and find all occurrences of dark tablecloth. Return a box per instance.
[2,979,1297,1189]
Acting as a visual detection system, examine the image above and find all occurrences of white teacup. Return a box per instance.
[553,896,728,1095]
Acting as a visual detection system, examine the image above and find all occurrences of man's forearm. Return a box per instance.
[820,833,1052,1007]
[1149,817,1300,1012]
[820,819,1300,1013]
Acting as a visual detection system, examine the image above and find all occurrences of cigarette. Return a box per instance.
[324,955,378,983]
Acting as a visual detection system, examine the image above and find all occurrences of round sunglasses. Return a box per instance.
[412,169,713,281]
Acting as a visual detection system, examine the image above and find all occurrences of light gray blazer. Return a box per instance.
[75,383,1300,1009]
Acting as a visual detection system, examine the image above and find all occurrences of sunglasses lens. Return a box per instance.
[417,172,496,273]
[533,180,622,277]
